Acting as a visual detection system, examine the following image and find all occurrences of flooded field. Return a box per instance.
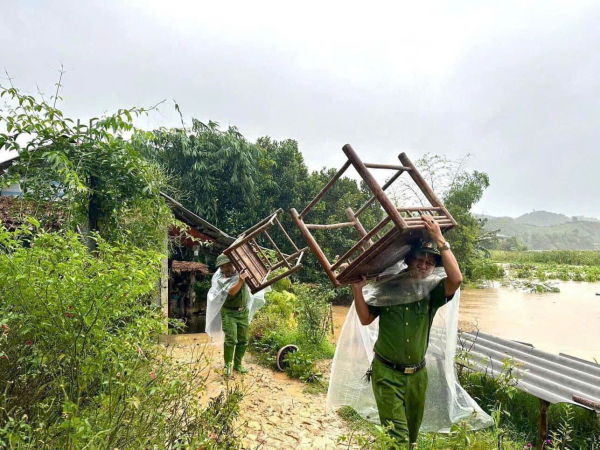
[333,281,600,362]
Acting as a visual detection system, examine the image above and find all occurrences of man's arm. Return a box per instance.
[351,277,377,325]
[228,271,249,296]
[422,214,463,297]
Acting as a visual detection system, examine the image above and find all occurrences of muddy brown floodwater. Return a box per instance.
[332,281,600,363]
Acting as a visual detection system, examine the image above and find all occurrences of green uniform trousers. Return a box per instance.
[371,358,428,446]
[221,307,249,365]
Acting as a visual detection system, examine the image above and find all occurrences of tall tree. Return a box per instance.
[136,119,262,231]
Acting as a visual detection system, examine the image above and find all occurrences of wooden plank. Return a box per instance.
[229,250,259,292]
[355,169,405,217]
[398,153,457,227]
[238,243,266,281]
[236,248,260,286]
[251,238,272,269]
[331,216,392,271]
[290,208,340,286]
[364,163,411,171]
[300,160,352,219]
[343,144,408,230]
[306,222,355,230]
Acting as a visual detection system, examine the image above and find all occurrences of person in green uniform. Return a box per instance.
[351,214,463,447]
[215,253,251,377]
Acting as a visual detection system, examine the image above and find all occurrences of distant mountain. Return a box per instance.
[479,211,600,250]
[515,211,571,227]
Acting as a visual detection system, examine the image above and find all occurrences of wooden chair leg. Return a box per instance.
[290,208,340,286]
[342,144,408,230]
[346,207,373,250]
[398,153,457,226]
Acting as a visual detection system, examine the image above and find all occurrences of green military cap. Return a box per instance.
[215,253,231,268]
[413,238,441,256]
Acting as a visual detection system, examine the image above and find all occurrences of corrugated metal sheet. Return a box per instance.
[457,330,600,411]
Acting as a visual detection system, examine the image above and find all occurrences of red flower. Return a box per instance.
[26,340,32,347]
[68,305,74,310]
[150,371,156,380]
[66,312,73,318]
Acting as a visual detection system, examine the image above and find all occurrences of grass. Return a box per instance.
[336,405,527,449]
[490,250,600,283]
[502,262,600,282]
[491,250,600,267]
[336,369,600,449]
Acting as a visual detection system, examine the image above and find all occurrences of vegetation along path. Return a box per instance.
[164,333,357,450]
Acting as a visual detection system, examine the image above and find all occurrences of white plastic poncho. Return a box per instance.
[205,269,270,345]
[327,264,493,432]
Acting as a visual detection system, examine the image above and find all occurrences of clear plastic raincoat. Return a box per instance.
[205,269,270,345]
[327,263,493,432]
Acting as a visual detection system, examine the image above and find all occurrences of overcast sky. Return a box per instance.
[2,0,599,218]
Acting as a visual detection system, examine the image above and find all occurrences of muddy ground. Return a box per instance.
[162,327,360,450]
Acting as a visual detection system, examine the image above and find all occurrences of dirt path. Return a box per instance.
[162,333,357,450]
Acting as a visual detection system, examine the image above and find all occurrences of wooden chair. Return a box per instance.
[224,209,309,294]
[290,144,457,287]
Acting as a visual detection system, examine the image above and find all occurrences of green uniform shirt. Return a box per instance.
[223,287,247,309]
[368,278,452,366]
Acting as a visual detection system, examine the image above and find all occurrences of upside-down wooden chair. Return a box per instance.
[290,144,457,287]
[223,209,309,294]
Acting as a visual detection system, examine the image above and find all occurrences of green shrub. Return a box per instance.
[469,258,505,282]
[0,225,243,448]
[249,282,335,380]
[284,350,322,383]
[293,284,334,347]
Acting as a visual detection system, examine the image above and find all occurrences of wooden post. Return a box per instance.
[537,399,550,450]
[189,271,196,308]
[342,144,408,230]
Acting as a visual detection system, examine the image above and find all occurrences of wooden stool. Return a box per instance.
[224,209,308,294]
[290,144,457,286]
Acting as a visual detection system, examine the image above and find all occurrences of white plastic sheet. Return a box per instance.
[205,268,269,345]
[327,268,493,432]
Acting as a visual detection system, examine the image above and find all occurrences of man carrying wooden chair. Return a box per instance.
[206,254,268,377]
[350,215,462,446]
